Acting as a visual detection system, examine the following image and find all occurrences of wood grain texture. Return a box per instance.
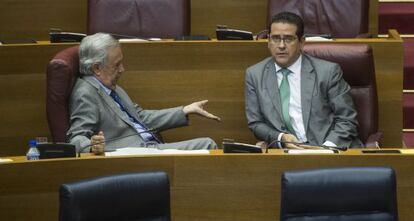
[0,0,86,41]
[0,0,378,40]
[0,37,403,156]
[0,149,413,221]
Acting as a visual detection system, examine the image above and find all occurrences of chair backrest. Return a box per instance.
[280,167,398,221]
[87,0,190,38]
[303,43,378,145]
[59,171,171,221]
[267,0,370,38]
[46,46,80,142]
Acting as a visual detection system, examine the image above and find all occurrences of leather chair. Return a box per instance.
[87,0,190,39]
[46,46,80,143]
[303,43,381,148]
[258,0,369,39]
[280,167,398,221]
[59,171,170,221]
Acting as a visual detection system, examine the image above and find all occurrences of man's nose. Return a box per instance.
[277,40,287,47]
[119,64,125,73]
[277,41,287,49]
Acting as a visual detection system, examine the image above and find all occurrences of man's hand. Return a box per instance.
[281,134,302,149]
[90,131,105,155]
[183,100,221,122]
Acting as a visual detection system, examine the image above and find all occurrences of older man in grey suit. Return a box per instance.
[245,12,363,149]
[68,33,221,154]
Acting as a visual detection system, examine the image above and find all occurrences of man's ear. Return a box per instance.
[91,63,101,76]
[299,37,306,50]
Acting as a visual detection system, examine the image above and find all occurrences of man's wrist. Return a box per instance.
[182,105,190,115]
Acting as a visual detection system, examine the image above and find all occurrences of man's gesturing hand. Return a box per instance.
[183,100,221,122]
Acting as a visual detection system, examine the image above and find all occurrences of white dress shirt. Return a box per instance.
[274,56,336,147]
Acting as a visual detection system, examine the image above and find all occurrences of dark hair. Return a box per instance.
[268,12,304,39]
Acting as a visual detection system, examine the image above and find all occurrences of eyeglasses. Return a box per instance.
[269,35,298,44]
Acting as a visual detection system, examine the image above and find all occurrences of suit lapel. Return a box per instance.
[264,60,283,119]
[84,76,135,128]
[301,55,316,131]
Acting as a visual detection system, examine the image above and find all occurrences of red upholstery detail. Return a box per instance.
[404,38,414,89]
[46,46,80,142]
[379,2,414,34]
[87,0,190,38]
[303,44,379,146]
[404,93,414,129]
[267,0,369,38]
[404,133,414,148]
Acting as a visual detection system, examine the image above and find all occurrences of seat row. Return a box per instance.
[47,43,381,147]
[86,0,369,39]
[59,167,398,221]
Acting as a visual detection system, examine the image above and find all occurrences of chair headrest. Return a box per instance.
[303,43,375,86]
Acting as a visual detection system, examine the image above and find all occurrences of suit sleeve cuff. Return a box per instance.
[277,133,285,148]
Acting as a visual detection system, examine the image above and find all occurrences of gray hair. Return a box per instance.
[79,33,120,76]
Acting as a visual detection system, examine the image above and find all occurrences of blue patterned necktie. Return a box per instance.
[110,90,161,143]
[279,68,296,135]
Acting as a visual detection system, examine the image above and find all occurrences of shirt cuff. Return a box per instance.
[323,140,337,147]
[277,133,285,148]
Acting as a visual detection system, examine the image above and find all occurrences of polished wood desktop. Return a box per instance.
[0,33,404,156]
[1,149,413,221]
[0,0,378,40]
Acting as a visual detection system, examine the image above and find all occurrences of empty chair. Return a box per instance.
[303,43,381,148]
[87,0,191,38]
[263,0,369,38]
[59,171,170,221]
[46,46,80,143]
[280,167,398,221]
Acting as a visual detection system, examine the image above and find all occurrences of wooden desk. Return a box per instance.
[0,34,403,156]
[1,149,414,221]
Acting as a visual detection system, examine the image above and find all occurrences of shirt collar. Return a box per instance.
[274,55,302,75]
[92,76,112,96]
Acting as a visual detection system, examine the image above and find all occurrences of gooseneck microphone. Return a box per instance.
[264,139,348,153]
[77,128,157,157]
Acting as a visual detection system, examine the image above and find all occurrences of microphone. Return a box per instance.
[264,139,348,153]
[77,128,158,157]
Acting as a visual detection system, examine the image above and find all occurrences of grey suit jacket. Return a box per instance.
[67,75,188,152]
[245,55,363,148]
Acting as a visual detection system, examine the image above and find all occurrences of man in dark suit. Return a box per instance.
[245,12,363,148]
[67,33,221,154]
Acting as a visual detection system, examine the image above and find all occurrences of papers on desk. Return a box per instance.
[285,149,337,154]
[0,158,13,163]
[119,38,162,43]
[305,36,333,42]
[105,147,209,157]
[399,149,414,154]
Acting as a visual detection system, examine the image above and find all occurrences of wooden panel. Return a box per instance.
[0,0,378,41]
[0,43,76,156]
[0,0,86,41]
[0,37,403,156]
[0,150,414,221]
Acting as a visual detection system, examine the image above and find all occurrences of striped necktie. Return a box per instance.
[110,90,161,143]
